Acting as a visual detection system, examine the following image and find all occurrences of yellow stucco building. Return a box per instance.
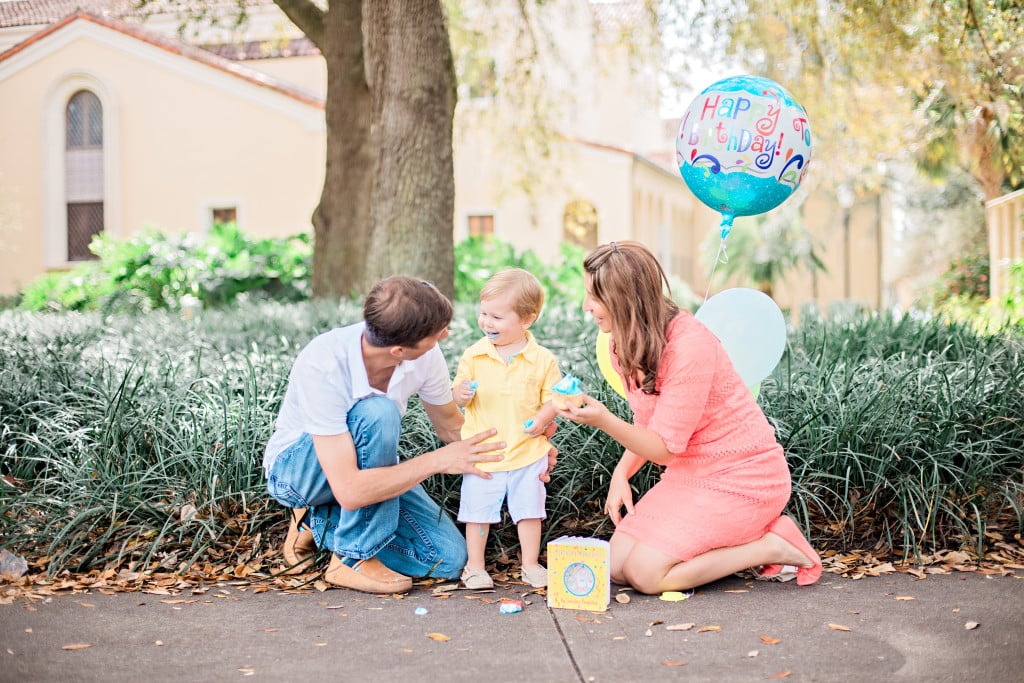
[0,0,883,314]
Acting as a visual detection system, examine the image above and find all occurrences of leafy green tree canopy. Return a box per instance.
[663,0,1023,199]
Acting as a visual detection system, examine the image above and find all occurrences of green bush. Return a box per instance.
[932,245,990,305]
[21,230,584,314]
[454,235,585,305]
[931,258,1024,334]
[453,235,700,311]
[1003,259,1024,316]
[17,264,113,312]
[18,222,311,313]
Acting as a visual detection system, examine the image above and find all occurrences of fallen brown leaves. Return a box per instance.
[0,553,326,604]
[2,526,1020,604]
[820,543,1022,581]
[816,524,1024,581]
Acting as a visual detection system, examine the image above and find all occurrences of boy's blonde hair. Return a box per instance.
[480,268,545,320]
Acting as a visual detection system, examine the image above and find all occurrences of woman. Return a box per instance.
[555,241,821,594]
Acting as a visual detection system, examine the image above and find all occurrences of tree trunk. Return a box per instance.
[364,0,457,298]
[964,103,1005,202]
[310,0,373,299]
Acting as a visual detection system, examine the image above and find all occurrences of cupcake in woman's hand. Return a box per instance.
[551,375,585,410]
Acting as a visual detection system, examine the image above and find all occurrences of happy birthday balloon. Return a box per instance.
[676,75,812,238]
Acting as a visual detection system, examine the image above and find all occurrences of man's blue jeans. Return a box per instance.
[266,396,466,579]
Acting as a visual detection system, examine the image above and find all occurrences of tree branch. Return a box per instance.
[272,0,325,49]
[963,0,1001,80]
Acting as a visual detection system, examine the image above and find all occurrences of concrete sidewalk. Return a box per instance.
[1,571,1021,682]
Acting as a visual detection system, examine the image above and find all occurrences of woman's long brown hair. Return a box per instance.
[584,241,679,395]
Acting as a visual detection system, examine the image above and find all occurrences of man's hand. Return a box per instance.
[434,428,505,477]
[538,444,558,483]
[538,421,557,482]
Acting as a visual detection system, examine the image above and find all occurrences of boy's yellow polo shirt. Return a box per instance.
[453,331,561,472]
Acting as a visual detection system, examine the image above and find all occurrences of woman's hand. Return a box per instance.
[556,393,611,428]
[604,469,635,525]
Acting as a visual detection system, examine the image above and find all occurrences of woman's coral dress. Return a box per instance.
[614,312,792,560]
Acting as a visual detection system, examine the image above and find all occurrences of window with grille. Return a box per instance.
[67,202,104,260]
[65,90,104,261]
[468,214,494,237]
[212,207,238,225]
[66,91,103,149]
[563,200,598,250]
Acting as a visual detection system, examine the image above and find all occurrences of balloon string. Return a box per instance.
[704,238,729,303]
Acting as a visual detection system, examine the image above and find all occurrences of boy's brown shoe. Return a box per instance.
[282,508,316,574]
[325,555,413,594]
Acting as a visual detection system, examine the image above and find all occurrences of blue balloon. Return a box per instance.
[694,288,787,387]
[676,75,813,238]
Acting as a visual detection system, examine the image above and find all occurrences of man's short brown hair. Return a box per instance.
[363,276,454,348]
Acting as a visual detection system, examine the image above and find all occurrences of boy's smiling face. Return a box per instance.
[478,293,533,347]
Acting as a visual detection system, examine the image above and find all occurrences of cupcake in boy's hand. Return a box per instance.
[551,375,585,410]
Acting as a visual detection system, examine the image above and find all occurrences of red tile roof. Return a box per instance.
[202,36,320,61]
[0,0,134,28]
[0,0,280,28]
[572,137,679,177]
[0,10,324,108]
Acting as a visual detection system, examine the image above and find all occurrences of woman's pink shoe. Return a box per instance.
[751,564,785,579]
[768,516,822,586]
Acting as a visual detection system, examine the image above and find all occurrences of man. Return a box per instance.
[263,276,508,593]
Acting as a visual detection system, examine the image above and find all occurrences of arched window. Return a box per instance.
[563,199,598,250]
[65,90,104,260]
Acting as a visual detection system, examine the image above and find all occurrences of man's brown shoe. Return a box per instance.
[282,508,316,574]
[325,555,413,594]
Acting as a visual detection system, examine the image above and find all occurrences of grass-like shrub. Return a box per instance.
[1,301,1021,577]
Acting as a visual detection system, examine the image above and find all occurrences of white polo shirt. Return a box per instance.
[262,322,454,474]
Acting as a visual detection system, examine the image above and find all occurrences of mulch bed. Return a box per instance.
[3,524,1021,604]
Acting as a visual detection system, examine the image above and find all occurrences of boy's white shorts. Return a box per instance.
[458,456,548,524]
